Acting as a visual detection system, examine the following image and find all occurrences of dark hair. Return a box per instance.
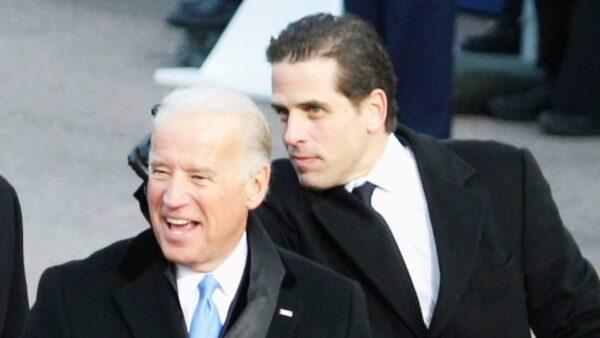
[267,13,397,132]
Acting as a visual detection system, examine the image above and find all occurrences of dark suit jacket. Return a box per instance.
[21,215,371,338]
[255,126,600,338]
[0,176,29,338]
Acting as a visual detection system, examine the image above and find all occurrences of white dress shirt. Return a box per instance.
[345,134,440,327]
[176,232,248,331]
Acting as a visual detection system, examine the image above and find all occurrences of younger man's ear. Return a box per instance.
[363,88,388,133]
[245,165,271,210]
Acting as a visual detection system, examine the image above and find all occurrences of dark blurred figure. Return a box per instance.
[167,0,242,67]
[345,0,456,139]
[463,0,600,136]
[0,175,28,338]
[537,0,600,136]
[461,0,522,55]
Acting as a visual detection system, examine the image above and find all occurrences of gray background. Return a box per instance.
[1,0,598,301]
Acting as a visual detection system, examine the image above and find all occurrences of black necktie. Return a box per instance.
[352,181,425,325]
[352,181,377,207]
[352,181,390,231]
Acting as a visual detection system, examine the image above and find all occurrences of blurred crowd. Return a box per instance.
[461,0,600,136]
[166,0,598,137]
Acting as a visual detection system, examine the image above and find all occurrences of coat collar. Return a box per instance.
[309,186,427,336]
[113,216,289,338]
[114,231,187,338]
[224,214,287,338]
[307,126,484,336]
[400,127,484,337]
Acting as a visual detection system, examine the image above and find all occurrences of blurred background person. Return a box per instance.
[345,0,456,139]
[461,0,600,136]
[167,0,242,67]
[461,0,522,55]
[0,175,28,338]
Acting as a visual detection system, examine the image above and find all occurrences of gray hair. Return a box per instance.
[152,86,272,180]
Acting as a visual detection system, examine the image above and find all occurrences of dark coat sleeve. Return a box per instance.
[520,150,600,337]
[255,160,302,250]
[20,267,71,338]
[0,177,29,338]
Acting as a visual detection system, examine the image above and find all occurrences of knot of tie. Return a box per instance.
[199,274,220,302]
[189,274,222,338]
[352,181,377,207]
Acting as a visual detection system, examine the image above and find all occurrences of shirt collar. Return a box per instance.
[176,231,248,298]
[345,134,411,194]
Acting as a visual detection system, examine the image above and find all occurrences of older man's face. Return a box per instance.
[147,113,253,272]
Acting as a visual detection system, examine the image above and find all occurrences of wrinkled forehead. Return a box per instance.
[151,111,242,145]
[148,113,245,172]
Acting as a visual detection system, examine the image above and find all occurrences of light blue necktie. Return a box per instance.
[189,274,222,338]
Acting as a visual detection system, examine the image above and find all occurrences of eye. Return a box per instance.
[278,113,289,123]
[191,174,211,185]
[272,106,289,122]
[150,167,170,179]
[306,104,324,117]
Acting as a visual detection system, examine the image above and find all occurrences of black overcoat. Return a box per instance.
[256,126,600,337]
[0,176,28,338]
[22,216,371,338]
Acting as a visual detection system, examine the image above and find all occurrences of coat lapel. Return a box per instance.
[225,216,286,338]
[264,280,304,338]
[309,187,427,337]
[401,128,485,336]
[114,231,187,338]
[308,127,485,337]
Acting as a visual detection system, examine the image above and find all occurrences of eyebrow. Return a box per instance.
[189,166,216,177]
[148,158,165,168]
[270,100,331,112]
[298,100,330,111]
[149,159,216,176]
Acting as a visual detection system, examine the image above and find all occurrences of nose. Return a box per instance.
[282,111,308,146]
[162,175,191,209]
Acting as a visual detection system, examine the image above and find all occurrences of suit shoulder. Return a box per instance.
[0,175,19,224]
[442,139,527,173]
[444,138,522,159]
[0,174,17,201]
[266,159,310,212]
[277,247,356,288]
[0,174,14,193]
[270,159,301,191]
[272,158,295,173]
[41,232,147,286]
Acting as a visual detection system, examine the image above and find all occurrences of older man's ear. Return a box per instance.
[245,165,271,210]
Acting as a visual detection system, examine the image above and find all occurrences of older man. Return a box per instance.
[0,175,28,338]
[23,87,370,338]
[256,13,600,337]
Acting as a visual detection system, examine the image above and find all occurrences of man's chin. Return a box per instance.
[163,251,201,270]
[297,172,335,191]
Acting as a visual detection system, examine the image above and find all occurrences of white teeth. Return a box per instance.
[166,217,190,225]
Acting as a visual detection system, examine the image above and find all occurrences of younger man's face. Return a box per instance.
[271,57,374,190]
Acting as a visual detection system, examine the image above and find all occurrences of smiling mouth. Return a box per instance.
[165,217,198,236]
